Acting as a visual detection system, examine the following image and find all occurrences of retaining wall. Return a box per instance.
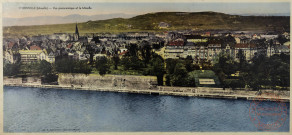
[4,76,41,85]
[58,73,158,90]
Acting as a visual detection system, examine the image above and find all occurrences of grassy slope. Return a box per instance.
[3,12,290,37]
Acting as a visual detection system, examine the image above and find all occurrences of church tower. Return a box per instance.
[74,23,79,41]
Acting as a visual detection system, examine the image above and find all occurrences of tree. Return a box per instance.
[165,59,180,86]
[120,56,131,70]
[269,39,273,57]
[112,55,120,70]
[120,55,143,71]
[148,53,165,85]
[243,54,275,90]
[86,44,95,65]
[277,34,288,45]
[126,43,138,57]
[213,52,238,88]
[269,55,290,88]
[95,57,109,76]
[237,49,246,70]
[3,63,20,76]
[38,60,53,76]
[170,63,188,86]
[139,41,152,66]
[21,62,40,75]
[213,52,237,76]
[55,58,75,73]
[76,60,92,75]
[184,56,196,72]
[55,58,92,74]
[165,59,179,75]
[38,60,58,83]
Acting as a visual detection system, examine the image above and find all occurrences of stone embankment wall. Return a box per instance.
[4,74,289,101]
[58,73,158,90]
[158,86,289,97]
[4,76,41,85]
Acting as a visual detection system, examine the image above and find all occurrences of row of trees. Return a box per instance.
[213,52,290,90]
[4,60,58,83]
[4,45,290,90]
[4,60,53,77]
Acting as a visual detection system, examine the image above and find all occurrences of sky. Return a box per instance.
[3,2,290,18]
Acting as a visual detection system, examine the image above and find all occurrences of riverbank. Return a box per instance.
[4,83,290,102]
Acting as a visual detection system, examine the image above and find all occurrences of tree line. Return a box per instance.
[3,44,290,90]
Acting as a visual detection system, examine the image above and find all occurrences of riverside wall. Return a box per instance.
[57,73,158,90]
[4,76,41,85]
[3,74,290,102]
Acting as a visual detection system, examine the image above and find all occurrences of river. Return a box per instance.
[3,86,290,132]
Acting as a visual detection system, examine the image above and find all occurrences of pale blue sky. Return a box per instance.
[3,2,290,18]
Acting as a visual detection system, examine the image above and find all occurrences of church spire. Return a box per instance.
[73,22,79,41]
[75,22,79,37]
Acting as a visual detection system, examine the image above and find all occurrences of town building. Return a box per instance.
[234,43,257,61]
[19,49,55,63]
[185,35,208,43]
[4,50,20,64]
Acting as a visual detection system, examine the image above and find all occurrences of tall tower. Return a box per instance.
[74,23,79,41]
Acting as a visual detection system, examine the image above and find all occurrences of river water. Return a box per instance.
[3,86,290,132]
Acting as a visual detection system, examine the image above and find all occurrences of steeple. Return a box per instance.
[73,22,79,41]
[75,22,79,37]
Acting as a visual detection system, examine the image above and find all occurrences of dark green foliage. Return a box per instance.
[42,74,58,84]
[171,63,188,86]
[165,59,188,86]
[224,79,245,90]
[86,45,95,64]
[148,53,165,85]
[212,52,290,90]
[238,53,289,90]
[140,41,152,66]
[126,43,139,57]
[237,49,246,70]
[20,62,40,76]
[95,57,110,76]
[213,53,237,76]
[76,60,92,75]
[3,63,20,76]
[112,55,120,70]
[212,52,237,88]
[55,58,92,74]
[184,56,197,72]
[120,56,144,70]
[39,60,52,76]
[277,34,289,45]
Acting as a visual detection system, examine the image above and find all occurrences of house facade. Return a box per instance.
[19,49,55,63]
[234,43,257,61]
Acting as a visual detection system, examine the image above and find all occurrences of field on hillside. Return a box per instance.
[3,12,290,38]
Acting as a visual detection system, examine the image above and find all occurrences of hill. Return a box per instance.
[3,12,290,37]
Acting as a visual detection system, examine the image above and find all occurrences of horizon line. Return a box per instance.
[3,11,290,19]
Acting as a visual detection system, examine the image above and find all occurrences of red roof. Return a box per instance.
[167,41,184,46]
[208,40,221,44]
[235,43,257,48]
[30,45,42,50]
[8,42,17,49]
[67,44,73,49]
[119,51,128,56]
